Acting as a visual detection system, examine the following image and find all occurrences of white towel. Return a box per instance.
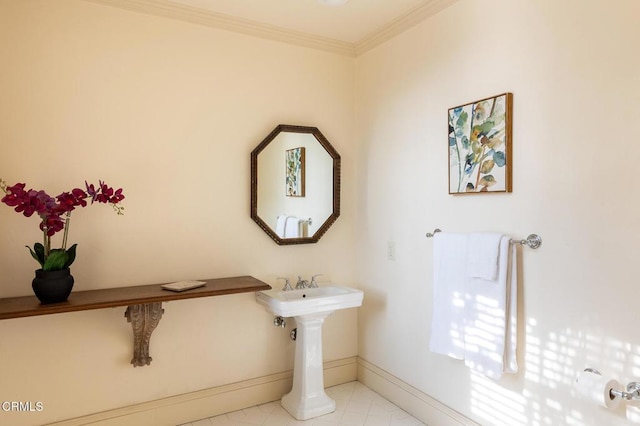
[275,215,287,237]
[284,216,299,238]
[504,241,518,374]
[299,219,309,237]
[463,236,518,379]
[429,232,468,360]
[429,233,518,380]
[468,232,503,280]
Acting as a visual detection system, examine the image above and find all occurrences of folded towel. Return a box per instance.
[468,232,503,280]
[284,216,299,238]
[429,232,468,360]
[463,236,518,379]
[275,215,287,237]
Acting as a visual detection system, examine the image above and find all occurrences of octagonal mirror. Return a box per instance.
[251,124,340,245]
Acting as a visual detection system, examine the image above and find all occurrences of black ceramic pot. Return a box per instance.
[32,268,74,304]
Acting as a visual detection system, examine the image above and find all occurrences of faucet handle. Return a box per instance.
[277,277,293,291]
[309,274,323,288]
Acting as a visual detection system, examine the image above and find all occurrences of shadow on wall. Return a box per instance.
[431,237,640,425]
[468,318,640,425]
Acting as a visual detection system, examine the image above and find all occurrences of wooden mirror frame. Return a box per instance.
[251,124,341,245]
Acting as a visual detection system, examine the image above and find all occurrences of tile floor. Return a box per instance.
[178,381,426,426]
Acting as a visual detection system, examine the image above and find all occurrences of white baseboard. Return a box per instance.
[50,357,357,426]
[356,357,479,426]
[49,357,476,426]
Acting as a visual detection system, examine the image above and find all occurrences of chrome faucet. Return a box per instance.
[280,275,323,291]
[295,276,309,289]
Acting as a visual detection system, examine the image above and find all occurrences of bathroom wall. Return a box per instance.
[4,0,639,425]
[0,1,357,425]
[355,0,640,425]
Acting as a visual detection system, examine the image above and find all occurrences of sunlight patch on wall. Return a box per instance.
[470,373,528,424]
[469,316,639,425]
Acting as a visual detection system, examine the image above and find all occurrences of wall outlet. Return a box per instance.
[387,241,396,261]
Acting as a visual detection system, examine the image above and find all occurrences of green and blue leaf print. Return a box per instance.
[448,94,509,193]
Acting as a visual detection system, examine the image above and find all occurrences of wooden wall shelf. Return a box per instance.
[0,276,271,366]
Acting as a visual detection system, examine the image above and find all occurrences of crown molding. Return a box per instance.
[354,0,460,56]
[84,0,356,56]
[83,0,459,58]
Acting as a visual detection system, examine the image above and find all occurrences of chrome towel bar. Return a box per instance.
[425,229,542,249]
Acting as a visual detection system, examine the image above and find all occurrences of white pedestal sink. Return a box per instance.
[256,285,363,420]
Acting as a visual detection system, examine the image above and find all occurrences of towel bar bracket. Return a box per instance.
[519,234,542,249]
[425,229,441,237]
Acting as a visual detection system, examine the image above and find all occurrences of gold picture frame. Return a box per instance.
[448,93,512,194]
[285,147,305,197]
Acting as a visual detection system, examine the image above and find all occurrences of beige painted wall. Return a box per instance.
[4,0,640,425]
[0,1,357,425]
[355,0,640,425]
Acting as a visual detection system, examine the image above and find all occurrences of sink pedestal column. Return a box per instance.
[281,312,335,420]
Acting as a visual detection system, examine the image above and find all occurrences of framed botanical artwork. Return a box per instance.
[285,147,305,197]
[448,92,512,194]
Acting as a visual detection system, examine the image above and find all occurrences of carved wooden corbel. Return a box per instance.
[125,302,164,367]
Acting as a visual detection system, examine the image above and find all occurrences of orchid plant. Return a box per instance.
[0,178,125,271]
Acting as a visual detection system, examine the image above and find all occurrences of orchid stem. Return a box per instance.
[62,212,71,250]
[43,224,50,260]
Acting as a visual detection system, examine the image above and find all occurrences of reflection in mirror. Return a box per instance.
[251,125,340,245]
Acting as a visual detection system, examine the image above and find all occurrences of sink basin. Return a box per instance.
[256,284,363,420]
[256,285,363,317]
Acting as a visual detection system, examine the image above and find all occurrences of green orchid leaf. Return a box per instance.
[64,244,78,269]
[26,244,45,267]
[43,250,70,271]
[33,243,45,264]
